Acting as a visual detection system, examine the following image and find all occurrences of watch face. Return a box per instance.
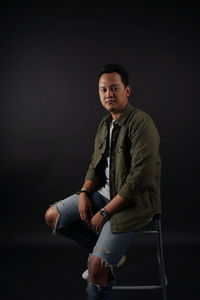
[100,209,107,217]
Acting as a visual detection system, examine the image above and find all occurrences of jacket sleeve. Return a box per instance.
[118,116,161,200]
[84,152,96,181]
[84,119,106,182]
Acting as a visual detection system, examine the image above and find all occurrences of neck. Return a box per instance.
[110,102,128,120]
[111,112,121,120]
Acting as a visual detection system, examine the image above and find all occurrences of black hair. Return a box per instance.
[98,63,129,87]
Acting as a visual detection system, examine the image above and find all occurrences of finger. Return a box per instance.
[79,212,84,221]
[80,210,87,222]
[89,206,94,217]
[83,212,91,224]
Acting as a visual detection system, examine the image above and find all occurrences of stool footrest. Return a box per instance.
[140,230,158,234]
[112,284,162,290]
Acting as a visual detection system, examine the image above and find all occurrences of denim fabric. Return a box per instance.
[54,192,138,299]
[55,192,137,267]
[55,193,99,252]
[86,282,112,300]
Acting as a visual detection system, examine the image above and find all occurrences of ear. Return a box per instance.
[126,85,131,96]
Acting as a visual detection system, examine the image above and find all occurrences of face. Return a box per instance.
[98,72,131,115]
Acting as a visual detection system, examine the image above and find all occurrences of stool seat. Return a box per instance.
[112,214,168,300]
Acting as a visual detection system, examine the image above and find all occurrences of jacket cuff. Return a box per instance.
[85,170,95,181]
[118,183,134,200]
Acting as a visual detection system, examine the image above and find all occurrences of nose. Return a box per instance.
[105,88,114,98]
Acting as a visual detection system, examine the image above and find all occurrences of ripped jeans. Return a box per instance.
[54,192,137,299]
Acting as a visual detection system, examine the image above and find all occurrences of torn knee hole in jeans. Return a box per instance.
[49,200,63,235]
[88,248,115,278]
[52,212,60,235]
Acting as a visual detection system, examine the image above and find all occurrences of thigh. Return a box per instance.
[55,191,108,229]
[55,194,80,228]
[92,221,138,267]
[90,191,109,211]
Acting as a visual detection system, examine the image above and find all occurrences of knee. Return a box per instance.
[88,255,112,285]
[44,205,60,230]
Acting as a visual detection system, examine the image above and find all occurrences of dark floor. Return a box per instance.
[2,231,200,300]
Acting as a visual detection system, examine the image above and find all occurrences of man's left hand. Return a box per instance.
[90,212,106,233]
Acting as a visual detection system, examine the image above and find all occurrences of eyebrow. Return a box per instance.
[99,84,120,89]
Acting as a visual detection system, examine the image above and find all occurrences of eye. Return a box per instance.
[111,86,118,92]
[100,88,107,93]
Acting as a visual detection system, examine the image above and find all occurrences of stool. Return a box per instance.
[112,214,168,300]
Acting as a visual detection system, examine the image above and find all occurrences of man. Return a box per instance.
[45,64,161,299]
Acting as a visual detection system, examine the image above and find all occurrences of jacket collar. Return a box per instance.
[104,102,134,127]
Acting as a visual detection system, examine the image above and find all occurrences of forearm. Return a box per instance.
[78,180,95,224]
[81,180,95,192]
[104,194,126,216]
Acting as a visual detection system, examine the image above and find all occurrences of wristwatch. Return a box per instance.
[99,208,110,219]
[76,189,90,196]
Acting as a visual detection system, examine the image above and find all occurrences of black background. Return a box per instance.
[0,1,200,299]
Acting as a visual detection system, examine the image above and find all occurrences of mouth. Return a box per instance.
[105,100,116,105]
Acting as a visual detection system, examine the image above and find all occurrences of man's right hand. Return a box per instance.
[78,192,93,225]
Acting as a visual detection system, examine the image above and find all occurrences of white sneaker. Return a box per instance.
[82,269,89,280]
[116,254,126,267]
[81,255,126,280]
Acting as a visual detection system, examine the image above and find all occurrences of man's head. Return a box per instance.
[98,64,131,118]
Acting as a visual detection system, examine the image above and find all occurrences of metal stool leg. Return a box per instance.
[156,217,168,300]
[112,214,168,300]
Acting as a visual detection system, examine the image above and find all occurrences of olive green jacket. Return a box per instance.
[85,103,161,232]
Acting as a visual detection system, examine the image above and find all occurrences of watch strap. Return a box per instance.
[76,189,90,196]
[99,207,110,219]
